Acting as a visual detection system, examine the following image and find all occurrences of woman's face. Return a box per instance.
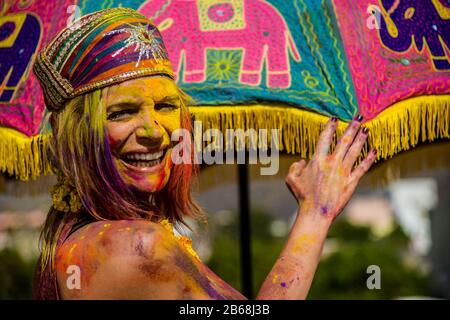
[104,76,181,194]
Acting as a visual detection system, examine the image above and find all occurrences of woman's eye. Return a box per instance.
[155,103,178,111]
[107,109,136,121]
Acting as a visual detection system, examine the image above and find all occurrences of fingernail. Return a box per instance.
[354,114,364,122]
[362,127,369,134]
[331,117,338,122]
[372,149,377,155]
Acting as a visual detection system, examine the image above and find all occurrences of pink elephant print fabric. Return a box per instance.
[2,0,449,139]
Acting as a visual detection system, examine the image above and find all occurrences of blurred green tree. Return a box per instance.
[206,210,433,299]
[0,247,36,299]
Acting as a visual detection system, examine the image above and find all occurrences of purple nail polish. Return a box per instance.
[354,114,364,122]
[331,117,338,122]
[362,127,369,134]
[372,149,377,155]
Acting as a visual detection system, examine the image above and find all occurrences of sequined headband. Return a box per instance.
[33,8,174,111]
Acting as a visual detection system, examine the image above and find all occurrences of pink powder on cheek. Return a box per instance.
[123,168,143,182]
[122,166,170,192]
[155,169,168,190]
[107,133,121,152]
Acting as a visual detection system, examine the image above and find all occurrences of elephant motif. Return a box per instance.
[0,12,41,102]
[376,0,450,71]
[139,0,301,88]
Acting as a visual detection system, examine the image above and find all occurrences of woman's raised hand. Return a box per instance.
[285,115,377,221]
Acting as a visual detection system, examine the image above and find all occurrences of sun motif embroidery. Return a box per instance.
[207,50,241,83]
[104,23,167,67]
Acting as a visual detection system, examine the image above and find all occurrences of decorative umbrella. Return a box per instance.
[1,0,448,179]
[1,0,449,296]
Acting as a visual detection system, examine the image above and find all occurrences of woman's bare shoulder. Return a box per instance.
[55,219,245,299]
[55,219,177,299]
[59,219,170,260]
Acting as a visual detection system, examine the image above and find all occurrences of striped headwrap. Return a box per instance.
[33,8,174,111]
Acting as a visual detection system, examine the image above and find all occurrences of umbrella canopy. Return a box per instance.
[0,0,449,180]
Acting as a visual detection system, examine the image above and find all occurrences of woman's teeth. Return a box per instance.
[122,151,164,167]
[124,151,163,161]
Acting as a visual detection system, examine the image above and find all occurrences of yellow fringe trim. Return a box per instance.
[0,95,448,180]
[0,126,53,180]
[190,94,449,161]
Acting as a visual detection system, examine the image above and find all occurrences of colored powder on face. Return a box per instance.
[104,78,180,194]
[154,167,167,190]
[143,125,155,137]
[107,134,120,150]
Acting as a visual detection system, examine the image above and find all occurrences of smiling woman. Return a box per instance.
[33,8,376,300]
[104,77,181,193]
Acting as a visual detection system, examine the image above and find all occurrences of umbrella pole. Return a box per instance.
[238,162,253,298]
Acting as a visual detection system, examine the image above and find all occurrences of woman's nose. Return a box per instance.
[135,116,164,144]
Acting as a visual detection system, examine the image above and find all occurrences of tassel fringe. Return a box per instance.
[0,95,448,181]
[0,127,53,180]
[190,95,449,161]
